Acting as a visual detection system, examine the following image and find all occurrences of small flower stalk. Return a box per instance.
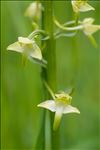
[38,91,80,131]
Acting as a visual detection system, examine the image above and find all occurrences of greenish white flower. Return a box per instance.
[81,18,100,35]
[71,0,95,13]
[7,37,42,60]
[38,92,80,131]
[25,2,42,21]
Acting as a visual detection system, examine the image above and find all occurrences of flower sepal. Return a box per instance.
[71,0,95,13]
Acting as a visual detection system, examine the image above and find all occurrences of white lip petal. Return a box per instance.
[63,105,80,114]
[53,105,63,131]
[37,100,56,112]
[7,42,23,53]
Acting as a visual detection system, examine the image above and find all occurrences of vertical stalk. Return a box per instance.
[42,1,60,150]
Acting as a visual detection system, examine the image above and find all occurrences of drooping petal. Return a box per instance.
[71,1,95,13]
[7,42,23,53]
[30,43,42,60]
[37,100,56,112]
[63,105,80,114]
[84,25,100,35]
[82,18,94,25]
[53,105,63,131]
[79,3,95,12]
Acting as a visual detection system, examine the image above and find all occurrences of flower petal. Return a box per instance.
[84,25,100,35]
[30,43,42,60]
[18,37,34,44]
[37,100,56,112]
[71,1,95,13]
[24,2,42,19]
[63,105,80,114]
[79,3,95,12]
[53,105,63,131]
[82,18,94,25]
[7,42,23,53]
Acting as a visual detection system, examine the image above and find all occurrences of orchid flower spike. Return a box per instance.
[71,0,95,13]
[25,2,42,21]
[38,92,80,131]
[7,37,42,63]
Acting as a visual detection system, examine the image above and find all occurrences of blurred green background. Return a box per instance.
[1,1,100,150]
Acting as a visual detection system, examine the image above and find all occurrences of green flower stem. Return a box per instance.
[35,110,46,150]
[42,1,60,150]
[71,36,79,85]
[74,12,79,26]
[28,29,48,39]
[43,80,55,100]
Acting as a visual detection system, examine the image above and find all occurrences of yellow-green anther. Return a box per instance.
[71,0,95,13]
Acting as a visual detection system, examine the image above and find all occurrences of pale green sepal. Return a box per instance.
[31,43,42,60]
[53,106,63,131]
[24,2,42,20]
[71,1,95,13]
[63,105,80,114]
[37,100,56,112]
[7,42,23,53]
[82,18,94,25]
[18,37,34,44]
[84,25,100,35]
